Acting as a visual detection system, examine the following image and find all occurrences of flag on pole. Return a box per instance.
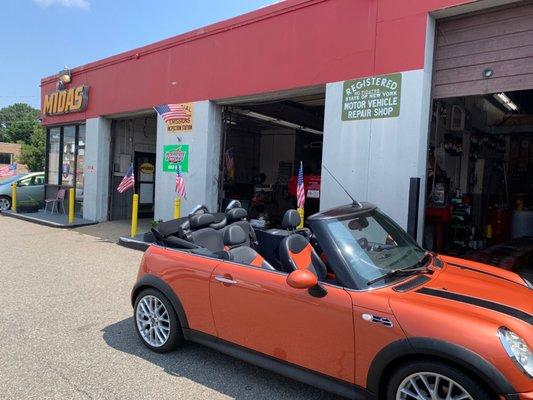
[296,161,305,209]
[224,148,235,182]
[154,104,190,123]
[117,164,135,193]
[175,165,187,199]
[0,163,17,178]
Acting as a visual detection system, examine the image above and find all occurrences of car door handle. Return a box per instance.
[215,275,237,285]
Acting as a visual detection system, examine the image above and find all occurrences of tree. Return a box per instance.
[0,103,40,143]
[18,125,45,172]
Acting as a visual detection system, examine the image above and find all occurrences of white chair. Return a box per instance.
[44,188,66,214]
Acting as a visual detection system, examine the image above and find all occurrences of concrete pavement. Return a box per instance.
[0,216,339,400]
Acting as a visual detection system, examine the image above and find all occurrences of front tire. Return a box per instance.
[0,196,11,211]
[386,360,494,400]
[133,288,183,353]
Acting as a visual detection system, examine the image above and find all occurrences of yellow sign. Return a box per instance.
[140,163,155,174]
[166,103,193,133]
[42,85,89,116]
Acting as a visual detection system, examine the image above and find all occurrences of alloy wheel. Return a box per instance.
[396,372,474,400]
[0,197,11,211]
[135,295,171,347]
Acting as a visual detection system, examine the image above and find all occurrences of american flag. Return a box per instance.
[117,164,135,193]
[224,148,235,181]
[175,165,187,199]
[296,161,305,209]
[0,163,17,178]
[154,104,191,123]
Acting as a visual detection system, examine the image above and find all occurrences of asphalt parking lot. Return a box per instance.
[0,216,340,400]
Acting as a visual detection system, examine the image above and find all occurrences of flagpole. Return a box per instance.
[297,161,305,229]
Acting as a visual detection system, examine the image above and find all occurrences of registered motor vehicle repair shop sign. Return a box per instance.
[342,73,401,121]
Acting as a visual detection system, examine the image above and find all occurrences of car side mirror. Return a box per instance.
[287,269,318,289]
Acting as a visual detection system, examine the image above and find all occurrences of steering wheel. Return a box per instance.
[357,237,369,250]
[189,204,209,216]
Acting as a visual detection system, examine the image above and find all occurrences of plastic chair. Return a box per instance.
[44,188,66,214]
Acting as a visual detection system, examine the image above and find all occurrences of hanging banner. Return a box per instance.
[342,73,401,121]
[163,144,189,172]
[154,103,194,132]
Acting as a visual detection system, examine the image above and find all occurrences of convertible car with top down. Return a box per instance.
[131,201,533,400]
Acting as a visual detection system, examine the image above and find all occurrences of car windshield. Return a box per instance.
[323,209,427,289]
[0,174,26,186]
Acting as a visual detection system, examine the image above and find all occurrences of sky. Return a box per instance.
[0,0,277,110]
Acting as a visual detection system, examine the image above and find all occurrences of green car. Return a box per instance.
[0,172,45,211]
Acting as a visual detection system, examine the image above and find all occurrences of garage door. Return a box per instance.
[433,1,533,98]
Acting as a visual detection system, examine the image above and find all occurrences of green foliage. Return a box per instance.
[19,125,46,172]
[0,103,40,143]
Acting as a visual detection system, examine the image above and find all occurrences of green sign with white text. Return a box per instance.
[342,73,402,121]
[162,144,189,172]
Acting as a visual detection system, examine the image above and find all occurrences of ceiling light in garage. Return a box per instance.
[494,92,518,111]
[236,109,323,135]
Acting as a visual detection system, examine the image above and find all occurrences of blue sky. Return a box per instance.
[0,0,276,109]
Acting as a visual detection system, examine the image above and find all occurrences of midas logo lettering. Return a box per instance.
[43,85,88,116]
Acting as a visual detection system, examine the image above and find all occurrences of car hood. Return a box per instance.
[414,255,532,325]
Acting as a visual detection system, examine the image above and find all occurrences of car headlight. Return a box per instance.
[498,327,533,378]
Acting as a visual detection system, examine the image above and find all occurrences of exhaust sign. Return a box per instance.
[342,73,401,121]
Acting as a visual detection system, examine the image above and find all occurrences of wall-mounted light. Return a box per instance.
[493,92,518,112]
[57,67,71,90]
[483,68,494,79]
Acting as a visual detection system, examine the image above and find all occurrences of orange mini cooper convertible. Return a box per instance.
[132,201,533,400]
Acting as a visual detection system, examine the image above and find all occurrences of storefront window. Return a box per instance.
[75,125,85,215]
[47,128,61,184]
[61,126,76,186]
[45,124,86,215]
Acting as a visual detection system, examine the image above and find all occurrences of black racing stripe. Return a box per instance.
[447,263,524,286]
[416,288,533,326]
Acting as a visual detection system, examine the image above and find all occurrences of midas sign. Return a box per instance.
[42,85,89,116]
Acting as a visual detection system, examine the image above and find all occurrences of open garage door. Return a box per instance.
[433,1,533,99]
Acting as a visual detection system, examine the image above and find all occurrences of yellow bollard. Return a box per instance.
[11,183,17,213]
[297,207,304,229]
[131,194,139,238]
[173,197,181,219]
[68,188,75,224]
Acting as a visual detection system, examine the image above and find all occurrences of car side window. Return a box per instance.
[17,177,33,187]
[34,175,45,185]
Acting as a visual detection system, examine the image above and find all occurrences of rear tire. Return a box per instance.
[133,288,183,353]
[386,360,494,400]
[0,196,11,211]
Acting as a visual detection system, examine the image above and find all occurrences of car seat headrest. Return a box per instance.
[226,207,248,222]
[223,225,247,246]
[282,209,301,229]
[189,213,216,230]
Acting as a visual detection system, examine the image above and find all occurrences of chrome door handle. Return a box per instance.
[215,275,237,285]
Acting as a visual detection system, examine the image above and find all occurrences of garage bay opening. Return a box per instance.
[220,93,325,228]
[424,90,533,280]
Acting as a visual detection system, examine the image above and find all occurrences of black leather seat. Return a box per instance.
[224,207,257,247]
[224,226,275,270]
[189,213,224,252]
[279,211,327,280]
[255,209,303,270]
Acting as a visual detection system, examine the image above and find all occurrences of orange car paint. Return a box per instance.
[137,245,533,396]
[144,245,221,336]
[209,260,355,382]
